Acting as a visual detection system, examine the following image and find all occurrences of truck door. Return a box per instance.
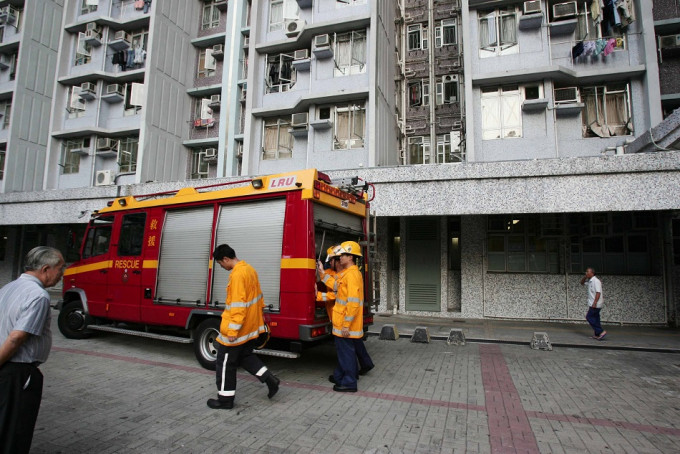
[76,216,114,318]
[106,212,146,323]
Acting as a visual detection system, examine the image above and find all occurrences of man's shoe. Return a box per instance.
[207,398,234,410]
[265,374,280,399]
[328,375,336,384]
[597,331,607,340]
[358,365,374,376]
[333,384,357,393]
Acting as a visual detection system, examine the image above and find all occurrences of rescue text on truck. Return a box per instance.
[57,169,374,369]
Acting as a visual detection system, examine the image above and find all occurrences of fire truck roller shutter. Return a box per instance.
[212,199,286,311]
[156,207,215,304]
[313,204,364,238]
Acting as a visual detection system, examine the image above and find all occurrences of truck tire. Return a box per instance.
[58,301,91,339]
[194,318,221,370]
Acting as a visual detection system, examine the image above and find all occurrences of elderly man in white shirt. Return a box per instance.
[580,267,607,340]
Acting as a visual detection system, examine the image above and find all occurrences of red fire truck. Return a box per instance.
[58,169,373,369]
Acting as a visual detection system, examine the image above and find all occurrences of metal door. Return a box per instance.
[405,217,441,312]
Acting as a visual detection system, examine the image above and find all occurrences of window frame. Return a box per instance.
[198,48,217,78]
[436,18,457,48]
[265,52,296,93]
[333,102,366,150]
[581,82,632,138]
[407,24,429,51]
[202,1,221,30]
[481,85,523,140]
[61,138,89,174]
[263,116,293,160]
[478,6,519,57]
[75,33,92,66]
[408,79,430,107]
[80,0,98,15]
[407,136,431,164]
[333,30,367,76]
[118,137,139,173]
[118,212,146,257]
[190,148,213,179]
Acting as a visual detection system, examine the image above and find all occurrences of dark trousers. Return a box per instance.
[0,362,44,454]
[333,336,358,389]
[215,339,268,400]
[353,338,374,370]
[586,307,604,336]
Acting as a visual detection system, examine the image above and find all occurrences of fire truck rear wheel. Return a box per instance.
[194,318,220,370]
[58,301,91,339]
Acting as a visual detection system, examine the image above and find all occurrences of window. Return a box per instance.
[408,80,429,107]
[334,102,365,150]
[0,143,5,180]
[193,98,214,126]
[198,48,217,78]
[269,0,298,32]
[266,53,295,93]
[673,219,680,266]
[130,29,149,57]
[124,82,144,115]
[334,30,366,76]
[581,83,632,137]
[436,76,458,105]
[190,148,213,179]
[202,0,221,29]
[572,1,624,41]
[8,52,16,80]
[66,86,86,118]
[2,102,10,129]
[82,217,113,259]
[75,33,92,66]
[118,213,146,256]
[481,86,522,140]
[408,136,430,164]
[448,218,461,271]
[487,215,560,273]
[407,24,428,51]
[479,7,518,57]
[61,138,90,174]
[81,0,98,15]
[263,117,293,159]
[118,137,139,172]
[436,19,457,47]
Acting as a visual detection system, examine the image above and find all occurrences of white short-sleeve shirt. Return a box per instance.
[586,276,603,309]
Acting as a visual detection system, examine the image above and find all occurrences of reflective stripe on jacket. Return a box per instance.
[216,261,266,347]
[317,269,336,319]
[331,265,364,339]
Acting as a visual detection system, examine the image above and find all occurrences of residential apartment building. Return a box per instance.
[0,0,678,327]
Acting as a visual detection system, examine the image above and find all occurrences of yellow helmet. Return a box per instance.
[338,240,362,257]
[325,245,339,262]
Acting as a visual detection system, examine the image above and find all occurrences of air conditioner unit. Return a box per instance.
[314,34,330,49]
[285,19,305,38]
[80,82,96,93]
[554,87,579,104]
[106,84,124,95]
[203,148,217,161]
[442,75,458,83]
[291,112,309,128]
[659,34,680,49]
[212,44,224,59]
[523,0,541,15]
[294,49,310,60]
[69,147,89,155]
[0,7,8,24]
[4,6,16,24]
[552,1,577,19]
[210,94,221,104]
[86,22,98,32]
[114,30,129,41]
[95,170,114,186]
[97,137,117,150]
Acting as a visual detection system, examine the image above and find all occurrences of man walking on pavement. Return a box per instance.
[0,246,65,454]
[318,241,373,392]
[581,267,607,340]
[207,244,280,409]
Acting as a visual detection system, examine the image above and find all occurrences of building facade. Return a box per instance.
[0,0,679,327]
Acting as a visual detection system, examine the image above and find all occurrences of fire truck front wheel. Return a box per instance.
[58,301,91,339]
[194,318,220,370]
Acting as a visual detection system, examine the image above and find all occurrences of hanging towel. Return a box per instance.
[615,37,624,48]
[591,0,602,25]
[134,0,144,10]
[603,38,616,56]
[601,0,615,35]
[143,0,151,14]
[583,41,597,56]
[594,38,607,56]
[572,41,585,60]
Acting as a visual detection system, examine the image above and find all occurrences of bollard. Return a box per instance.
[530,331,552,351]
[411,326,430,343]
[446,328,466,346]
[379,324,399,340]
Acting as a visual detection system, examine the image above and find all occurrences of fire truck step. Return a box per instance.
[255,349,300,359]
[87,325,194,343]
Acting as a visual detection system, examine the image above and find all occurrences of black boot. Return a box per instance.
[264,372,280,399]
[207,397,234,410]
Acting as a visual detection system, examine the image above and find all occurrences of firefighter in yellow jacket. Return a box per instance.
[317,246,339,320]
[317,241,373,392]
[207,244,280,410]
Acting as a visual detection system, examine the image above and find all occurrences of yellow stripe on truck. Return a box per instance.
[280,258,316,269]
[63,260,112,276]
[143,260,158,269]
